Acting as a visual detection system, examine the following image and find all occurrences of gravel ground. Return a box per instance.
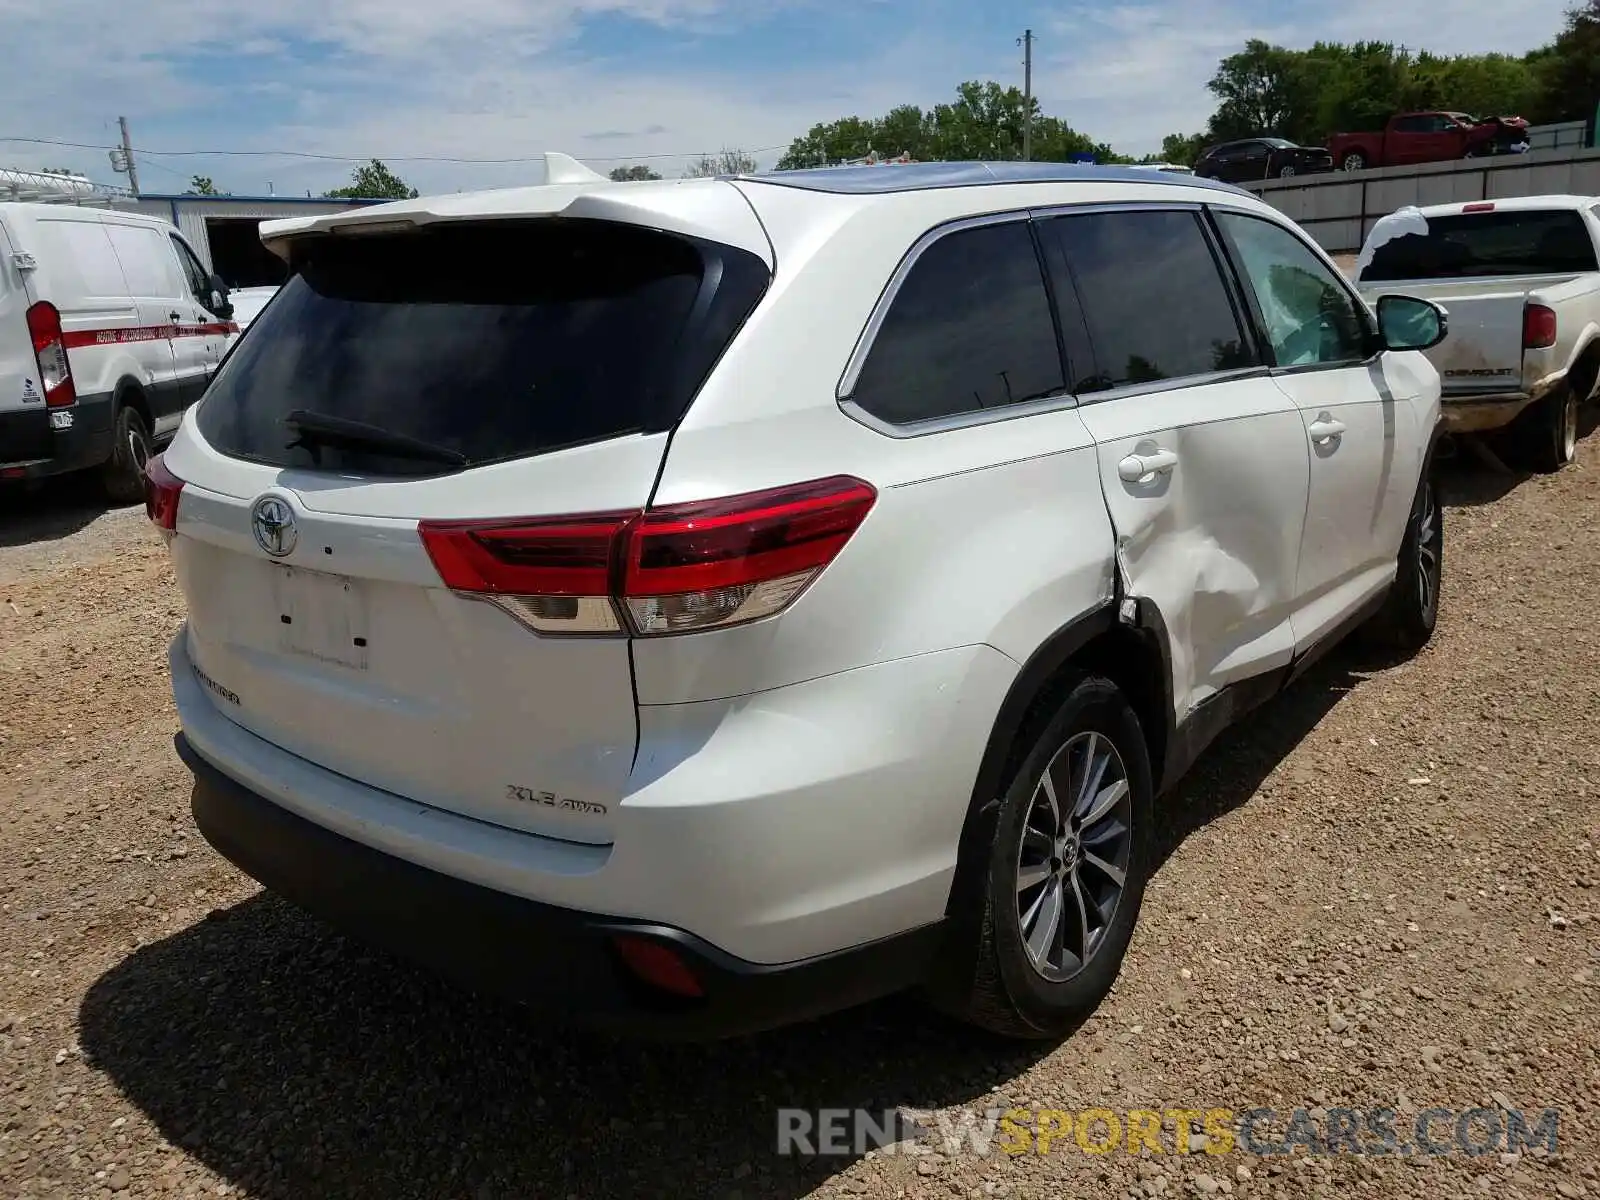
[2,424,1599,1200]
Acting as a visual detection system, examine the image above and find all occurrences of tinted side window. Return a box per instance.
[170,236,210,303]
[1217,213,1369,367]
[849,220,1064,425]
[1047,210,1253,392]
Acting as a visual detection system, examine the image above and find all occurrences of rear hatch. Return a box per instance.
[0,216,53,466]
[1355,206,1596,394]
[163,212,771,844]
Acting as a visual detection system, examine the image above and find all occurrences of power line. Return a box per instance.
[0,134,789,165]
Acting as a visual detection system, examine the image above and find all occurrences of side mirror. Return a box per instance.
[208,273,234,321]
[1375,294,1447,351]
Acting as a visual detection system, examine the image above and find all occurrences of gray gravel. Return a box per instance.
[1,424,1598,1200]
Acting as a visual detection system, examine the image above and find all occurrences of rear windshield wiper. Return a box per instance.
[282,410,468,467]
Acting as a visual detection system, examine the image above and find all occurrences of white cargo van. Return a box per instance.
[0,203,236,500]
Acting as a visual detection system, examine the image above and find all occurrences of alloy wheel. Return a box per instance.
[1416,480,1440,621]
[1015,731,1133,983]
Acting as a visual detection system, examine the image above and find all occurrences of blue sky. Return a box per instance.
[0,0,1572,197]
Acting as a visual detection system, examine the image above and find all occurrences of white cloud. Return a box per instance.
[0,0,1575,195]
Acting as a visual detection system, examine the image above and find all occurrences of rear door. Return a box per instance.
[97,219,185,425]
[1212,208,1419,648]
[168,233,229,394]
[0,218,53,466]
[163,216,770,845]
[1039,205,1311,721]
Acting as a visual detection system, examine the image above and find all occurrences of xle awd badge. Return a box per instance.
[506,785,608,817]
[251,496,298,558]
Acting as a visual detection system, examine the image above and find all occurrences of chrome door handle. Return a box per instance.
[1309,418,1347,444]
[1117,448,1179,482]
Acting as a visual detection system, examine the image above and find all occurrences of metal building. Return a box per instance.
[129,194,383,287]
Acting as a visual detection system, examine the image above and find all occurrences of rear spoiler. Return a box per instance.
[258,151,774,267]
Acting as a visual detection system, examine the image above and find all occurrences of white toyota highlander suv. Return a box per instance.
[148,159,1448,1041]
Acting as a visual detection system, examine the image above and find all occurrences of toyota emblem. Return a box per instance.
[251,495,298,558]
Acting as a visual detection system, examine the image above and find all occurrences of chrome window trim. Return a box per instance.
[840,388,1080,439]
[1072,366,1274,408]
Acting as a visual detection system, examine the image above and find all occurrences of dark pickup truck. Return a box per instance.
[1328,111,1531,172]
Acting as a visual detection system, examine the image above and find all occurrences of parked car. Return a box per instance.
[222,284,280,332]
[1129,162,1195,174]
[1353,195,1600,471]
[0,203,235,500]
[148,160,1447,1041]
[1193,138,1334,182]
[1328,111,1532,172]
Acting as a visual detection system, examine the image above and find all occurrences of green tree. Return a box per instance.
[1200,38,1541,146]
[684,148,759,178]
[1531,0,1600,122]
[1206,39,1319,141]
[188,175,218,195]
[776,81,1112,168]
[608,164,662,181]
[1159,132,1209,165]
[327,159,419,200]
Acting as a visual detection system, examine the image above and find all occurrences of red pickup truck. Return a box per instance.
[1328,111,1531,172]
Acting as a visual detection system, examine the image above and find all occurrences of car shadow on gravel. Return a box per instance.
[0,475,124,547]
[79,898,1055,1200]
[78,654,1370,1200]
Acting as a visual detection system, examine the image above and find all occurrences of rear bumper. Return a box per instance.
[1439,391,1536,433]
[180,731,942,1040]
[0,393,115,479]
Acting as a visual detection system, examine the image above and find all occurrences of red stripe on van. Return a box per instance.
[61,321,239,349]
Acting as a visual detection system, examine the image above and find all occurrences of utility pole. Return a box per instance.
[1019,29,1035,162]
[117,116,139,195]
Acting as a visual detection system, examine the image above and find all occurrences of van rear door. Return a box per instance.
[0,217,55,468]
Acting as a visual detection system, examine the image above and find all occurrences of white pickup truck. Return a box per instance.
[1352,195,1599,472]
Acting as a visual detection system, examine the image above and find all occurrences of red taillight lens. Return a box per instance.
[611,936,704,998]
[25,301,77,409]
[622,476,876,635]
[1462,202,1496,213]
[418,476,877,638]
[1523,303,1557,350]
[144,454,185,531]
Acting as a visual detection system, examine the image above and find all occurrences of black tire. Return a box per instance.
[939,675,1155,1040]
[1364,468,1442,656]
[101,404,153,505]
[1509,385,1578,474]
[1278,164,1297,178]
[1341,152,1365,171]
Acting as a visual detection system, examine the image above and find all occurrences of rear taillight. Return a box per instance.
[144,454,185,532]
[419,475,877,638]
[25,302,77,409]
[1523,303,1557,350]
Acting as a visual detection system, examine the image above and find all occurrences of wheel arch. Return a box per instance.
[1562,331,1600,403]
[112,376,152,428]
[928,598,1176,1003]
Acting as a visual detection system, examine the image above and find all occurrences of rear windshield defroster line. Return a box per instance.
[195,218,772,477]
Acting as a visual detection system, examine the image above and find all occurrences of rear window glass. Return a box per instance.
[196,220,746,476]
[1360,210,1598,282]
